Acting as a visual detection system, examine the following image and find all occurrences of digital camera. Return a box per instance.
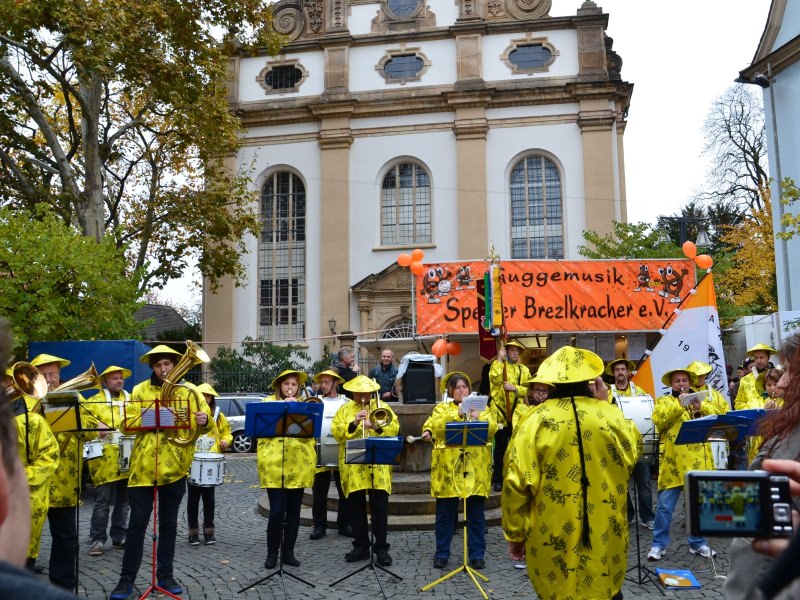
[685,470,794,538]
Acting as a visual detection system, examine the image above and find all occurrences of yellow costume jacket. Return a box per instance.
[502,396,641,600]
[488,359,530,428]
[511,402,544,430]
[607,382,641,401]
[691,384,730,415]
[86,390,129,486]
[257,396,316,489]
[422,401,496,499]
[50,397,99,507]
[652,392,725,490]
[195,408,233,454]
[735,371,765,410]
[331,398,400,497]
[122,377,212,488]
[13,400,59,559]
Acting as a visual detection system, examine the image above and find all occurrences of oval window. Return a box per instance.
[384,55,424,80]
[388,0,421,17]
[508,44,552,70]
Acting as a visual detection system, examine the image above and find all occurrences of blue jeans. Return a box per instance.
[434,496,486,561]
[652,486,706,550]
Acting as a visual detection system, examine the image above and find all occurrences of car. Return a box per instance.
[215,394,264,453]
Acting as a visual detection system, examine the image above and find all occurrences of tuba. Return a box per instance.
[162,341,210,447]
[6,361,48,405]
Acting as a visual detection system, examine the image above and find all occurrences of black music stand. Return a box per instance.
[330,436,403,600]
[42,390,106,595]
[625,480,665,595]
[421,421,490,599]
[239,402,323,598]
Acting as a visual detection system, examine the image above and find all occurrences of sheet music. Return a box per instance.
[680,390,708,407]
[141,407,176,428]
[461,395,488,414]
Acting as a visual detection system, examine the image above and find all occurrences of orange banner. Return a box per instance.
[416,260,697,334]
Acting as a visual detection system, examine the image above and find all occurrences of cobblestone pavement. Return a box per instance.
[37,454,734,599]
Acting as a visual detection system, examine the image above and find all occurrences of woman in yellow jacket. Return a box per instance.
[257,370,315,569]
[187,382,232,546]
[421,372,496,569]
[331,375,399,566]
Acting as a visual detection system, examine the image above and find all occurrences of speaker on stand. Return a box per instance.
[402,362,436,404]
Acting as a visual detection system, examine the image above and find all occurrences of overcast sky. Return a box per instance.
[597,0,771,224]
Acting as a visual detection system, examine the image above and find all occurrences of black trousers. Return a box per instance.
[348,489,389,552]
[266,487,303,555]
[186,484,216,529]
[492,428,511,485]
[311,470,349,530]
[48,506,77,590]
[119,478,186,583]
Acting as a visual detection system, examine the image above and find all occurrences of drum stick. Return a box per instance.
[405,435,430,444]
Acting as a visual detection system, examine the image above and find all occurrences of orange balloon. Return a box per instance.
[446,342,462,356]
[411,248,424,262]
[695,254,714,269]
[682,241,697,259]
[432,339,447,357]
[410,261,424,275]
[397,253,412,267]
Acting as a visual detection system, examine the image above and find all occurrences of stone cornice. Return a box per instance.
[577,114,616,131]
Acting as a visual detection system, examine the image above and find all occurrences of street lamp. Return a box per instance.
[660,216,711,247]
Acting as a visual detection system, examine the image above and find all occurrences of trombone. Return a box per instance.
[360,392,393,439]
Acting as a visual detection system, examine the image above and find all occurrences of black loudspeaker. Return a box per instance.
[402,362,436,404]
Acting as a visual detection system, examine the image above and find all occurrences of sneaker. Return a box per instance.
[158,575,183,595]
[111,540,126,549]
[188,532,200,546]
[88,541,104,556]
[204,533,216,545]
[690,545,717,559]
[469,558,486,569]
[641,520,655,530]
[109,579,133,600]
[375,549,393,566]
[345,548,370,562]
[647,546,666,561]
[309,526,326,540]
[433,557,448,568]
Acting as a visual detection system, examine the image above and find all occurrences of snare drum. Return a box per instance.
[317,398,346,468]
[83,439,104,460]
[189,452,225,487]
[118,435,136,473]
[616,395,659,461]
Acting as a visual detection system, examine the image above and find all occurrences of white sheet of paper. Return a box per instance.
[461,395,488,414]
[680,390,708,407]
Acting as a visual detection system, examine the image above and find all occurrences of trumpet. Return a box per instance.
[360,394,394,438]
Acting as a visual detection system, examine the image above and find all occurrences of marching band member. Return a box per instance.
[309,369,351,540]
[648,367,726,562]
[488,340,530,491]
[87,366,132,556]
[735,343,777,409]
[31,353,98,592]
[685,361,731,414]
[331,375,399,566]
[421,372,496,570]
[605,358,656,529]
[503,347,641,600]
[3,366,59,574]
[109,345,212,600]
[515,375,552,429]
[186,383,231,546]
[257,370,314,569]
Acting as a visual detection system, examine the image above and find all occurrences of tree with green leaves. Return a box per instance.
[0,0,283,292]
[579,221,682,259]
[0,207,143,358]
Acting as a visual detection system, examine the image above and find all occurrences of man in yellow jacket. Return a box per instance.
[503,347,641,600]
[648,367,726,562]
[735,343,777,409]
[109,345,211,600]
[331,375,399,566]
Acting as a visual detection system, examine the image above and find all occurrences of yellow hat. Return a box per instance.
[139,345,182,364]
[271,369,308,390]
[99,365,132,380]
[313,369,344,385]
[527,375,555,389]
[342,375,380,394]
[747,343,777,356]
[661,368,694,388]
[604,359,636,377]
[30,353,71,369]
[685,361,712,379]
[536,347,604,385]
[504,340,526,352]
[196,382,219,397]
[440,371,472,394]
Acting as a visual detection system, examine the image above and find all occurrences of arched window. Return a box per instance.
[381,161,432,246]
[380,319,416,339]
[259,171,306,340]
[509,155,564,259]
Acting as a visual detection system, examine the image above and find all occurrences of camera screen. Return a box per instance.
[696,478,762,534]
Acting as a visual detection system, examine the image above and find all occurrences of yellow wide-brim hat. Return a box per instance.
[684,361,712,379]
[527,375,555,389]
[99,365,132,380]
[271,369,308,390]
[313,369,345,385]
[139,345,182,364]
[30,353,71,369]
[440,371,472,394]
[604,359,636,377]
[504,339,526,352]
[536,346,604,385]
[661,368,695,388]
[342,375,380,394]
[747,343,777,356]
[196,382,219,397]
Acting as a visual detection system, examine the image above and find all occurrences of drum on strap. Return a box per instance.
[118,435,136,473]
[616,394,659,462]
[189,452,225,486]
[317,397,346,468]
[83,439,104,460]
